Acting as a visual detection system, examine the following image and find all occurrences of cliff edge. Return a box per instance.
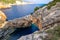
[0,1,60,40]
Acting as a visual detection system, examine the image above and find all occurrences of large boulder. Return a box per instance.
[0,11,7,22]
[0,11,7,28]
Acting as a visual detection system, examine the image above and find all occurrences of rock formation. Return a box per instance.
[0,11,7,28]
[0,15,32,40]
[17,2,60,40]
[32,2,60,30]
[0,2,11,9]
[0,2,60,40]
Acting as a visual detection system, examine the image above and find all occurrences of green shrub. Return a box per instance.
[34,7,40,12]
[0,0,16,4]
[47,0,60,9]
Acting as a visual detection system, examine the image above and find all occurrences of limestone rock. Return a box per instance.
[18,31,47,40]
[0,11,7,23]
[8,17,32,28]
[0,11,7,28]
[0,25,15,40]
[33,2,60,28]
[1,2,60,40]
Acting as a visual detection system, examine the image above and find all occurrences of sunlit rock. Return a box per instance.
[0,11,7,28]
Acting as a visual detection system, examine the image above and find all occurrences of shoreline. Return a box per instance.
[0,4,11,9]
[8,15,31,21]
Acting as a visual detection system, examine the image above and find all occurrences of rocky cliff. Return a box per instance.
[0,15,32,40]
[0,2,60,40]
[17,2,60,40]
[32,2,60,30]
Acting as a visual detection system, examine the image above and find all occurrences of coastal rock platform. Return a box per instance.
[0,2,60,40]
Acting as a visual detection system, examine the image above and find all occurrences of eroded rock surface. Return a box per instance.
[0,2,60,40]
[17,2,60,40]
[32,2,60,29]
[0,16,32,40]
[18,31,47,40]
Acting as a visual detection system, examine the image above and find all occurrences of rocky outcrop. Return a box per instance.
[42,2,60,28]
[0,15,32,40]
[1,2,60,40]
[17,2,60,40]
[0,11,7,28]
[0,2,11,9]
[32,2,60,30]
[8,16,32,28]
[0,22,15,40]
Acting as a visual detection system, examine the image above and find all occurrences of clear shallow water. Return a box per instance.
[3,4,45,40]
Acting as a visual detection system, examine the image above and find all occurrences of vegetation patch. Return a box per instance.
[0,0,16,4]
[47,0,60,9]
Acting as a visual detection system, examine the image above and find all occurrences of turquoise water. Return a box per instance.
[9,24,39,40]
[3,4,45,40]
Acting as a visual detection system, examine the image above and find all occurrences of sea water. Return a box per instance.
[3,4,45,40]
[3,4,45,20]
[9,24,39,40]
